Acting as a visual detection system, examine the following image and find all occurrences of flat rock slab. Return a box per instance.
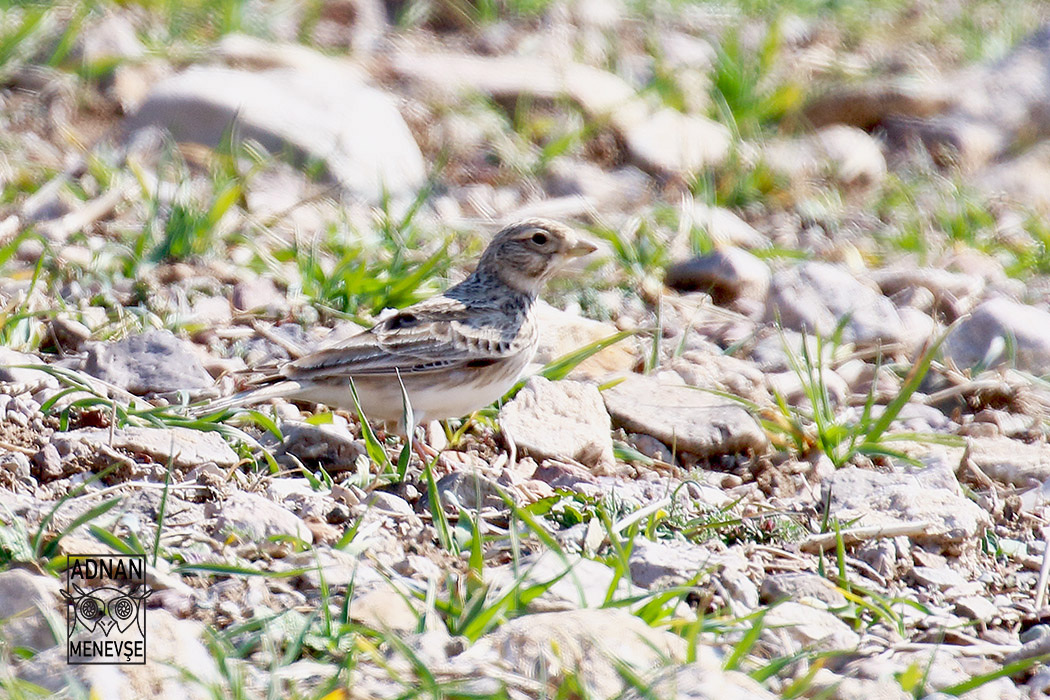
[534,301,636,380]
[966,436,1050,487]
[765,261,907,347]
[208,491,314,545]
[602,373,768,458]
[52,426,239,468]
[625,664,778,700]
[762,125,887,190]
[82,330,213,395]
[464,608,686,700]
[487,551,643,612]
[761,572,847,608]
[390,51,729,175]
[823,466,990,545]
[123,64,425,202]
[943,297,1050,374]
[0,569,61,652]
[764,601,860,652]
[665,247,771,305]
[500,376,614,469]
[628,538,717,588]
[0,348,59,389]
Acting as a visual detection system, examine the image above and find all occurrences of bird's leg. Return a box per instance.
[410,426,450,473]
[414,439,440,463]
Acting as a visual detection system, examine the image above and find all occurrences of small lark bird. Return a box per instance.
[208,219,596,433]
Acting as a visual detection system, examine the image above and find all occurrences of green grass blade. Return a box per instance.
[348,377,392,472]
[862,320,959,446]
[39,497,122,559]
[723,608,768,671]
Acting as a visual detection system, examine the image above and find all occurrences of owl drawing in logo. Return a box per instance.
[62,583,152,638]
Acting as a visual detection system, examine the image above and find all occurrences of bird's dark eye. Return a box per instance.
[531,232,548,245]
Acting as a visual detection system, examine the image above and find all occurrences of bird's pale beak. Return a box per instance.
[567,238,598,258]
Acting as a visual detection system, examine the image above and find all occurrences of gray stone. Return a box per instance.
[463,608,686,699]
[623,663,776,700]
[530,459,599,490]
[847,649,1015,699]
[0,348,59,390]
[500,376,614,469]
[0,569,61,652]
[232,277,288,315]
[602,372,768,458]
[943,297,1050,374]
[0,451,33,489]
[911,565,970,590]
[814,673,912,700]
[883,25,1050,171]
[955,595,998,621]
[48,317,93,351]
[487,551,642,612]
[965,436,1050,487]
[765,367,849,408]
[533,301,637,380]
[208,491,314,545]
[349,584,421,632]
[665,248,771,306]
[624,107,731,176]
[823,464,991,545]
[32,442,64,481]
[763,602,860,652]
[82,330,213,395]
[74,12,144,65]
[669,352,768,404]
[871,267,985,316]
[683,204,767,249]
[979,142,1050,211]
[766,262,906,347]
[366,491,414,518]
[274,421,367,470]
[390,51,729,176]
[123,64,426,202]
[629,539,758,609]
[627,433,673,463]
[760,572,847,608]
[51,426,239,469]
[763,125,887,190]
[434,470,507,511]
[628,538,715,588]
[545,158,652,210]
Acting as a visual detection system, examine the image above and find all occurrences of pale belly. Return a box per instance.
[287,352,532,429]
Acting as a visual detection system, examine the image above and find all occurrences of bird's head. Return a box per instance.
[475,219,597,294]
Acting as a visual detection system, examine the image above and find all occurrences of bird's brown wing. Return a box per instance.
[280,296,534,382]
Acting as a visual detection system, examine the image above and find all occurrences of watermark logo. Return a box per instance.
[62,555,151,665]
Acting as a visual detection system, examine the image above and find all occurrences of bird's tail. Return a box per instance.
[186,379,301,417]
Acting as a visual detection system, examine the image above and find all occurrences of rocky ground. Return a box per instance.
[4,0,1050,698]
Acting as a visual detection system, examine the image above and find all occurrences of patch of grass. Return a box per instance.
[709,20,805,139]
[0,232,52,351]
[692,150,791,210]
[707,322,961,469]
[425,0,556,26]
[122,136,255,271]
[873,173,1050,280]
[1004,215,1050,278]
[0,4,55,82]
[124,0,271,47]
[276,192,451,322]
[589,219,670,294]
[286,226,450,320]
